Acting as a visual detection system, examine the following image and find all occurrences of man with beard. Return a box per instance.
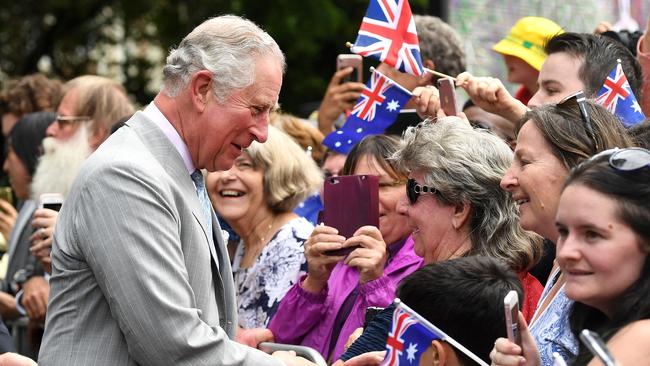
[14,75,134,351]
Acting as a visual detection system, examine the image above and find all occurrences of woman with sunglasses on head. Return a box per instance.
[494,96,635,365]
[268,134,424,362]
[338,117,543,365]
[492,148,650,366]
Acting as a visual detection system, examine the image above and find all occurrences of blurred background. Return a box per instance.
[0,0,648,116]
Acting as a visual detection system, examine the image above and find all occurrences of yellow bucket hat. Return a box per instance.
[493,17,564,71]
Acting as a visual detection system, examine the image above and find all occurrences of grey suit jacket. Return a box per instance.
[38,112,282,366]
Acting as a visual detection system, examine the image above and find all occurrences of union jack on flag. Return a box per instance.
[594,61,645,128]
[380,305,441,366]
[322,68,411,154]
[350,0,424,76]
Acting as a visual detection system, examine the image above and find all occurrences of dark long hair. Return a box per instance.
[564,154,650,365]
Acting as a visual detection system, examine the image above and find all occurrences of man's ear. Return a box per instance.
[431,340,446,366]
[451,201,471,230]
[189,70,214,112]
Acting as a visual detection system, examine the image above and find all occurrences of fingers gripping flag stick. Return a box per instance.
[350,0,424,76]
[381,299,489,366]
[323,67,412,154]
[594,59,645,128]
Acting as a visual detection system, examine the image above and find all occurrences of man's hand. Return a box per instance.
[21,276,49,323]
[29,209,58,273]
[317,68,365,135]
[235,327,274,348]
[456,72,527,123]
[271,351,318,366]
[0,201,17,242]
[0,353,37,366]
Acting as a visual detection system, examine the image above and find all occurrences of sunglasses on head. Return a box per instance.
[406,178,438,204]
[590,147,650,172]
[557,91,600,151]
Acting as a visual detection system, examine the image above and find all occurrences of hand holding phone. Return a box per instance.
[321,175,379,256]
[437,78,458,116]
[39,193,64,212]
[337,54,363,84]
[504,290,521,347]
[0,187,13,207]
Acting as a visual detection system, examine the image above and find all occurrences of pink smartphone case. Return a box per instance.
[321,175,379,238]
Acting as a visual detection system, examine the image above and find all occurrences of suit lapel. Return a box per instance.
[126,114,222,271]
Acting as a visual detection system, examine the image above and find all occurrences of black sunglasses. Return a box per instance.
[557,91,600,151]
[406,178,438,204]
[590,147,650,171]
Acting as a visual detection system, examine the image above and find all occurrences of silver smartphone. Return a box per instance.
[504,290,521,347]
[579,329,619,366]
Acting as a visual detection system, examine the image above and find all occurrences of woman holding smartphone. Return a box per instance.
[269,134,423,362]
[491,148,650,366]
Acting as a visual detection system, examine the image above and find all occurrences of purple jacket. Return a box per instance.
[268,236,423,361]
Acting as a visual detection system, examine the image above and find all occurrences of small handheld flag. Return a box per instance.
[323,67,412,154]
[594,60,645,128]
[350,0,424,76]
[380,299,489,366]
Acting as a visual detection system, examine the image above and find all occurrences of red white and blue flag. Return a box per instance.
[594,61,645,128]
[350,0,424,76]
[323,68,411,154]
[381,306,440,366]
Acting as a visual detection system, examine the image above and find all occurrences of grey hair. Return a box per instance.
[414,15,466,78]
[393,117,541,272]
[162,15,286,101]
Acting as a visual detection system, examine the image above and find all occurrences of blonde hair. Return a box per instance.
[245,126,323,213]
[269,112,325,163]
[64,75,135,136]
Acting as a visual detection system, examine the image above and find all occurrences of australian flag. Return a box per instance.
[350,0,424,76]
[323,68,411,154]
[594,62,645,128]
[381,304,442,366]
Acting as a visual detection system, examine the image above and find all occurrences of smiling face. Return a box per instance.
[528,52,585,107]
[397,170,462,264]
[353,154,409,245]
[192,56,283,172]
[207,152,267,226]
[500,121,569,241]
[556,184,646,316]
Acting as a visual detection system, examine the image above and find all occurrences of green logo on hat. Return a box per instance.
[523,40,533,49]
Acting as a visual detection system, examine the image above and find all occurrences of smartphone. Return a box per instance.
[437,78,458,116]
[579,329,619,366]
[39,193,64,212]
[504,290,521,347]
[337,54,363,83]
[321,175,379,256]
[0,186,13,207]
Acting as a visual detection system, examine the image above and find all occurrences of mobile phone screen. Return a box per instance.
[43,203,63,212]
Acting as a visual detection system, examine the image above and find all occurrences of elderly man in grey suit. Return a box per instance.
[38,15,311,366]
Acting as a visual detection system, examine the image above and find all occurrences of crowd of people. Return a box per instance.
[0,8,648,366]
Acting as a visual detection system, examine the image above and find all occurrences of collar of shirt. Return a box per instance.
[143,102,195,175]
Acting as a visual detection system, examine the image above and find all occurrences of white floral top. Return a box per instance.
[529,267,579,365]
[232,217,311,329]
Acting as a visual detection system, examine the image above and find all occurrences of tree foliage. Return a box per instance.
[0,0,429,115]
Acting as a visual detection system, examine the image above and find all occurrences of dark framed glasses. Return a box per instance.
[557,91,600,151]
[406,178,438,204]
[591,147,650,171]
[55,115,92,127]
